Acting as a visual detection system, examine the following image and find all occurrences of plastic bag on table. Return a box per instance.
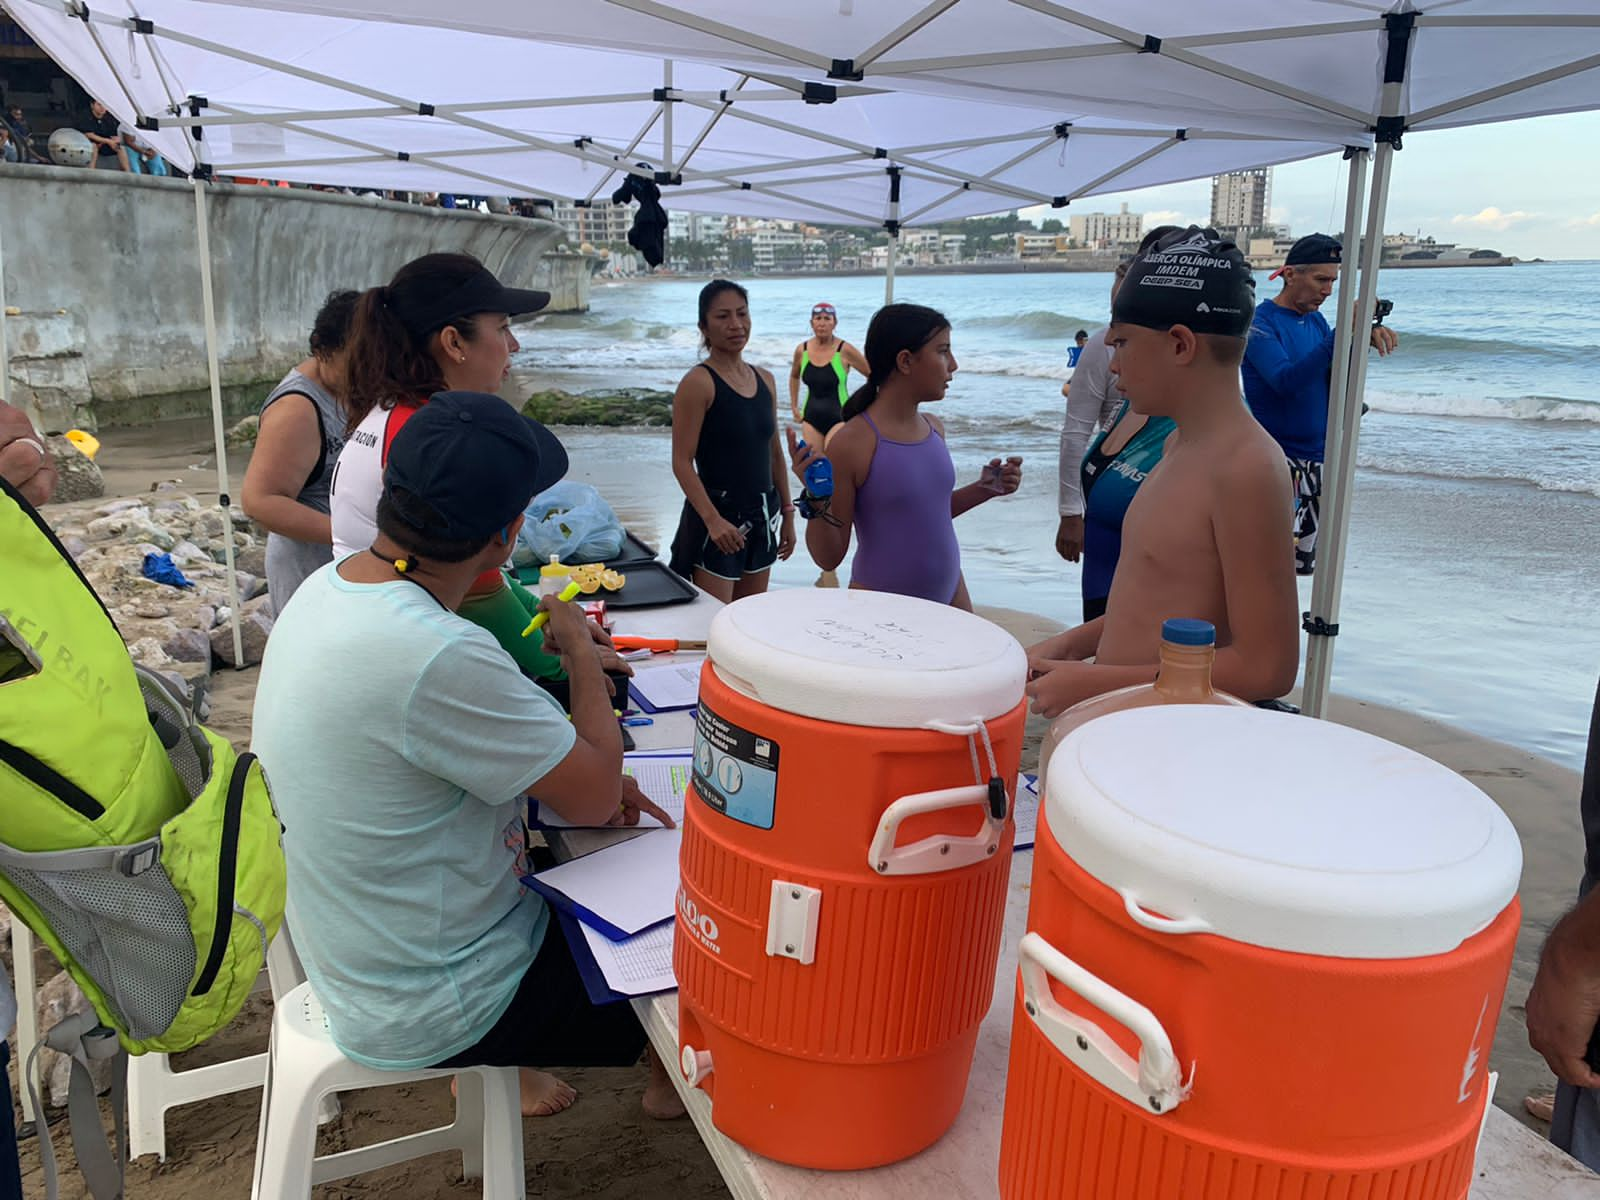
[513,481,625,567]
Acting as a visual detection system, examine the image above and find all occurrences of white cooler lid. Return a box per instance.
[707,589,1026,729]
[1047,707,1523,959]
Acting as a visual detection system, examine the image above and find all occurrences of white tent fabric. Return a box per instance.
[2,0,1362,224]
[7,0,1600,706]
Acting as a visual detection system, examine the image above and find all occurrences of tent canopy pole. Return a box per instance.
[192,179,246,669]
[1301,141,1394,717]
[1299,146,1368,714]
[884,165,902,305]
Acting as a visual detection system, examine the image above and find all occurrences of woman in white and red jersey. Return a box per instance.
[331,253,575,683]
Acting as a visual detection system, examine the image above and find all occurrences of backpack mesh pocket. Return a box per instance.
[0,849,195,1041]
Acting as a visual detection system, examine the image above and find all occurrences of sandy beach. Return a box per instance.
[7,418,1590,1197]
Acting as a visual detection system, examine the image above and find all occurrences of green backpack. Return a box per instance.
[0,477,286,1199]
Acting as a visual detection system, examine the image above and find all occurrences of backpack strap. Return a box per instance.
[27,1011,127,1200]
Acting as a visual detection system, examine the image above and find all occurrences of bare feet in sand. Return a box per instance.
[519,1068,578,1117]
[642,1046,687,1120]
[1526,1089,1556,1123]
[452,1070,577,1118]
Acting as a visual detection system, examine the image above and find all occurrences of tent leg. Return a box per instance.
[1301,142,1393,718]
[884,234,898,305]
[193,180,246,669]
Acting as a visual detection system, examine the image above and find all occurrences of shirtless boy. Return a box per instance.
[1026,227,1300,717]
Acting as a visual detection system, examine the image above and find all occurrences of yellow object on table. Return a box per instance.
[521,579,583,638]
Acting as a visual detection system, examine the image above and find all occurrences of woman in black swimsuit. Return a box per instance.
[669,280,797,602]
[788,302,870,452]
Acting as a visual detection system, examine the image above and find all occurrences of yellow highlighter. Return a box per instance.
[521,579,583,638]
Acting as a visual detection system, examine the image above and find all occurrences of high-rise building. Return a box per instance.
[1068,202,1143,249]
[1210,168,1272,236]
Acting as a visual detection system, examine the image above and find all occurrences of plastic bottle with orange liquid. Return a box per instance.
[1037,618,1250,789]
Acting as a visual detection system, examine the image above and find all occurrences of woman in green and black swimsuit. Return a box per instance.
[788,302,870,451]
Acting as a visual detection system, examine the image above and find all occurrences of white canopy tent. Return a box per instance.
[4,0,1595,717]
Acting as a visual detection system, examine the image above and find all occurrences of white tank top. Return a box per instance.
[329,403,417,560]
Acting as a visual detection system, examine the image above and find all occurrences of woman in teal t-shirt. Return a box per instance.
[1079,399,1176,621]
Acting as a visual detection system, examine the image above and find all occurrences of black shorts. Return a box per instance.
[668,490,781,583]
[428,916,647,1071]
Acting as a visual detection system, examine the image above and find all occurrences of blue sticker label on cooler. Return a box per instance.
[692,701,780,830]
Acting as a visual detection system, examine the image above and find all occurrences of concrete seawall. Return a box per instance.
[0,164,588,428]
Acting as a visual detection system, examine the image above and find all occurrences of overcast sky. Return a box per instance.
[1022,111,1600,261]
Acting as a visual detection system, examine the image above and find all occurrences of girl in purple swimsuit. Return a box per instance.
[786,303,1022,609]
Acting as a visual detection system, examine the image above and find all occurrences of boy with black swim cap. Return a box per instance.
[1027,227,1301,716]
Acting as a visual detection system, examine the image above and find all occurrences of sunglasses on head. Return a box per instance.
[812,305,836,317]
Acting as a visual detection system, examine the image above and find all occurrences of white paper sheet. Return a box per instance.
[578,919,676,997]
[529,828,681,939]
[1014,773,1040,851]
[538,752,693,830]
[629,661,702,711]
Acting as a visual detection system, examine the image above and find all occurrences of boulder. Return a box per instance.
[235,543,268,578]
[163,627,213,664]
[44,434,105,504]
[210,608,273,667]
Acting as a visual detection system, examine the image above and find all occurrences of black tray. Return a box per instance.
[602,560,697,609]
[604,531,659,568]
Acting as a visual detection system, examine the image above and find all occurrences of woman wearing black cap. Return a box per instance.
[330,252,571,684]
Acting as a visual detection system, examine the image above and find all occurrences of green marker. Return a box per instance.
[521,579,583,637]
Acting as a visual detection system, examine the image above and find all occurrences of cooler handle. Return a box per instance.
[1120,889,1213,936]
[867,785,1005,876]
[1018,931,1189,1115]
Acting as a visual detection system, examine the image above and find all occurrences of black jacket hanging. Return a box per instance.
[611,174,668,268]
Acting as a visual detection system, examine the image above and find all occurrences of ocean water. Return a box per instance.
[513,264,1600,769]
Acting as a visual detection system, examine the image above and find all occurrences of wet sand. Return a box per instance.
[11,418,1589,1196]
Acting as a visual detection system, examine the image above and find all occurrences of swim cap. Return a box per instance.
[1112,226,1255,338]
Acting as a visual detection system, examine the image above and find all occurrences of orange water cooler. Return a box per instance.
[999,706,1522,1200]
[674,588,1027,1168]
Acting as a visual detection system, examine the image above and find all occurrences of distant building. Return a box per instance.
[1210,168,1272,238]
[751,225,806,271]
[668,210,729,244]
[1015,232,1070,259]
[1069,203,1143,250]
[549,200,634,247]
[1246,234,1300,271]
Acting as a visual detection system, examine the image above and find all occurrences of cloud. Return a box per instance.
[1569,212,1600,228]
[1144,209,1189,225]
[1450,206,1536,232]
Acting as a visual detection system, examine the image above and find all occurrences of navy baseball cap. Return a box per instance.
[390,263,550,336]
[383,391,568,541]
[1112,226,1255,338]
[1271,233,1343,279]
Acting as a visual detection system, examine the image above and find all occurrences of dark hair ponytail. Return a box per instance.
[841,303,950,421]
[341,252,486,434]
[697,278,749,352]
[308,289,359,358]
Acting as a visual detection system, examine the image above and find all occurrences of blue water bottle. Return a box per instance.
[796,440,834,499]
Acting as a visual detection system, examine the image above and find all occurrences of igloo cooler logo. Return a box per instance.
[678,885,722,954]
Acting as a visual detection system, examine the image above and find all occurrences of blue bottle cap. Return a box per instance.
[1161,618,1215,647]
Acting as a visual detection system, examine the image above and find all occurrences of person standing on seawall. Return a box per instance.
[1241,233,1398,576]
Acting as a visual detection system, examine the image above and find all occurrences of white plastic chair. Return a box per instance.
[127,924,331,1160]
[250,981,524,1200]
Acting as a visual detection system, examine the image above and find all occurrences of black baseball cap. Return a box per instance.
[383,391,568,541]
[1112,225,1255,338]
[1271,233,1343,279]
[390,263,550,336]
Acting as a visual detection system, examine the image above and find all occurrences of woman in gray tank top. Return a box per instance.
[241,290,359,613]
